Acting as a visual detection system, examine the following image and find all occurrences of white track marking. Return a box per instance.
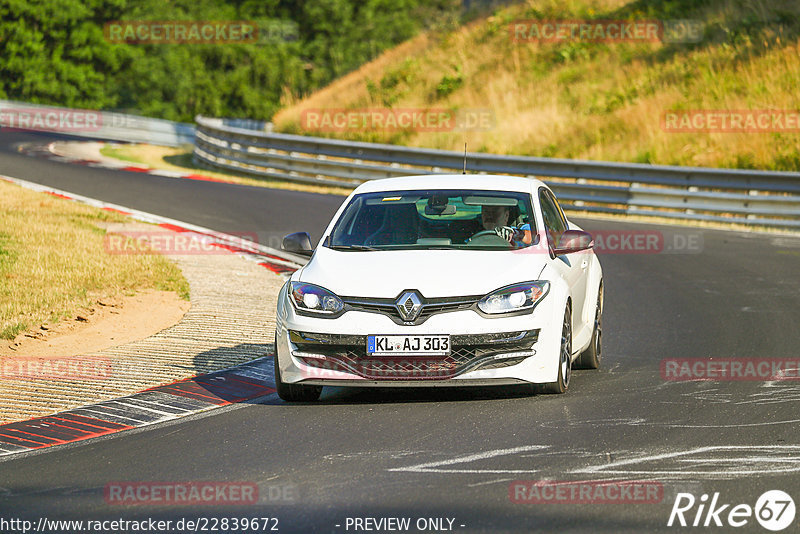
[573,446,800,478]
[539,417,647,428]
[391,446,800,480]
[660,418,800,428]
[467,478,516,488]
[389,445,550,474]
[148,169,189,178]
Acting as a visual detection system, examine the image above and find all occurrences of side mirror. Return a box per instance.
[553,230,593,256]
[282,232,313,257]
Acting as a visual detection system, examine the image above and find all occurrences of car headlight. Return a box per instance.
[478,281,550,315]
[290,281,344,316]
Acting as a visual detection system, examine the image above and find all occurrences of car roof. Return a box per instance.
[352,174,547,195]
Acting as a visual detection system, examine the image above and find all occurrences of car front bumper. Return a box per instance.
[275,284,565,387]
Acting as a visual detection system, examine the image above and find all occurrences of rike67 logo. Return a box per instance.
[668,490,795,531]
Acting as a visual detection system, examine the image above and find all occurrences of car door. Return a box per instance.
[538,188,588,335]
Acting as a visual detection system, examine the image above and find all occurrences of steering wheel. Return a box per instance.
[467,229,511,246]
[471,230,499,239]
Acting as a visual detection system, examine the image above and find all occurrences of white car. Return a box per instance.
[274,174,603,401]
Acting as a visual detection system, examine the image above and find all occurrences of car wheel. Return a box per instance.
[537,304,572,394]
[575,283,602,370]
[274,333,323,402]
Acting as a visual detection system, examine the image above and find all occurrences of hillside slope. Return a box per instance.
[274,0,800,171]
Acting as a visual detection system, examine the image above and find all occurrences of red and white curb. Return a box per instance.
[0,173,307,456]
[18,141,242,186]
[0,357,276,458]
[0,173,305,276]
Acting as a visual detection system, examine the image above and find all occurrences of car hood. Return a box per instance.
[298,246,548,298]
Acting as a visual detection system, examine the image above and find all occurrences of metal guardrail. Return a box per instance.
[0,100,194,146]
[194,115,800,228]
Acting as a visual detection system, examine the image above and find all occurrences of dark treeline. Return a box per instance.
[0,0,462,121]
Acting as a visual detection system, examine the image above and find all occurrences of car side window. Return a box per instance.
[538,189,566,247]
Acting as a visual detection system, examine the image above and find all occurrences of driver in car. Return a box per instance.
[481,205,532,246]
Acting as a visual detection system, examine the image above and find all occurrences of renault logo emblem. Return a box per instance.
[395,291,423,321]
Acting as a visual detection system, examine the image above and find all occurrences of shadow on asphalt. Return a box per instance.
[255,375,602,406]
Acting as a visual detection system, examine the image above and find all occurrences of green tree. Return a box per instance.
[0,0,459,121]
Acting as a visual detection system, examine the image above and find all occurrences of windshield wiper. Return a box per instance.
[328,244,380,251]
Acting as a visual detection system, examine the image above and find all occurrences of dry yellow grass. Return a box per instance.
[0,181,189,340]
[273,0,800,171]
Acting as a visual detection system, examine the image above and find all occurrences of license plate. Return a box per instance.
[367,335,450,356]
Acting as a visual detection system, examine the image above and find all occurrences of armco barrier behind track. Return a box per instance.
[194,115,800,229]
[0,99,194,147]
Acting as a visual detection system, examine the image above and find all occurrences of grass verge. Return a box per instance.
[0,180,189,340]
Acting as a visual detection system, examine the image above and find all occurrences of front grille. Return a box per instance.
[341,295,480,325]
[290,330,538,380]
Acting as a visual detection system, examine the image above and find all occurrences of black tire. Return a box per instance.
[274,334,322,402]
[575,283,603,370]
[536,304,572,394]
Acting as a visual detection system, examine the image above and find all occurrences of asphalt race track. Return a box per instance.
[0,131,345,248]
[2,130,800,533]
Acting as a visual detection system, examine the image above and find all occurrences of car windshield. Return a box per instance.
[327,189,536,250]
